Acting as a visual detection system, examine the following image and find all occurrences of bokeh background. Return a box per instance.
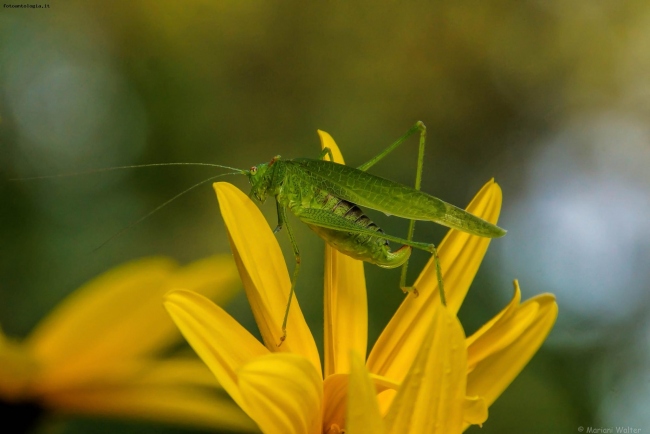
[2,1,650,433]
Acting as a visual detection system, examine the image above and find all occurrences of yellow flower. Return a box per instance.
[0,256,256,433]
[164,131,558,434]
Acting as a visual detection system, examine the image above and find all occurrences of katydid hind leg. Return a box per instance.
[297,208,435,253]
[277,204,301,346]
[399,122,426,292]
[298,206,447,304]
[397,123,447,306]
[354,121,447,305]
[400,243,447,307]
[356,121,425,172]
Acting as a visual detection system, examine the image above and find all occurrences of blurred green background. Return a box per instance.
[2,1,650,433]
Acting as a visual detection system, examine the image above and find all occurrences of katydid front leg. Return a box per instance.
[275,201,301,346]
[317,147,334,162]
[273,200,284,234]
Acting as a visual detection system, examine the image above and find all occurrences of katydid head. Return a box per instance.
[246,155,281,203]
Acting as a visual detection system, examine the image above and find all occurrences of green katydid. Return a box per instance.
[239,121,505,343]
[14,121,505,344]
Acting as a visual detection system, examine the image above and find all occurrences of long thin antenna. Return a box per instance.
[10,163,246,181]
[93,171,242,251]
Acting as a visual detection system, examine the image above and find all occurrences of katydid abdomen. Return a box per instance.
[290,187,411,268]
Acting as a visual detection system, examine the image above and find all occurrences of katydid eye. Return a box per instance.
[250,166,257,175]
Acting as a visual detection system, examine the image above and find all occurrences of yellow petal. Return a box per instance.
[384,305,467,434]
[164,289,268,409]
[215,182,321,374]
[466,285,558,408]
[415,179,503,313]
[37,357,220,391]
[317,129,345,164]
[322,371,399,431]
[346,352,386,434]
[318,129,368,377]
[466,283,531,371]
[37,356,233,399]
[323,371,398,431]
[0,329,36,400]
[376,389,397,416]
[26,256,240,391]
[38,355,254,430]
[463,395,488,426]
[465,283,522,349]
[323,248,368,377]
[46,384,256,432]
[322,373,349,431]
[27,257,174,362]
[367,180,502,382]
[168,255,242,306]
[129,357,227,389]
[238,353,323,434]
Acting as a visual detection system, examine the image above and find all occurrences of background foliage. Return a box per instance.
[2,1,650,433]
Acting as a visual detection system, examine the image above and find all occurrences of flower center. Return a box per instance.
[326,423,345,434]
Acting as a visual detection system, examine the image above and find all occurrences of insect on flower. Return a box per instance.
[15,121,506,344]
